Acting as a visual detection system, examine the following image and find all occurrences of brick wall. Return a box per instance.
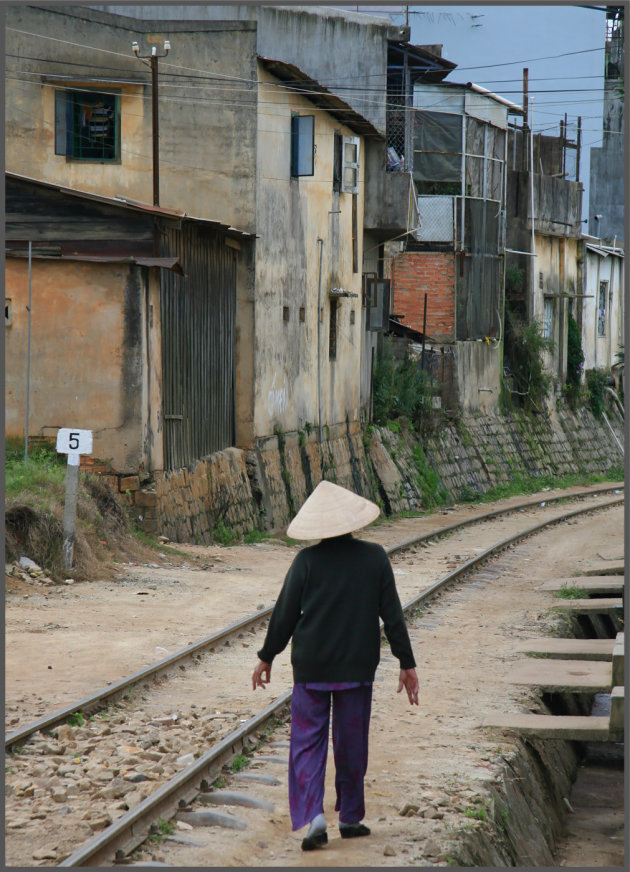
[391,252,456,342]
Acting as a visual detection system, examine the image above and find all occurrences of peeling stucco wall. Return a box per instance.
[5,258,150,472]
[5,5,258,231]
[253,64,364,438]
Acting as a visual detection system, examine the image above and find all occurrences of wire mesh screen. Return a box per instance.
[386,95,407,171]
[414,196,455,243]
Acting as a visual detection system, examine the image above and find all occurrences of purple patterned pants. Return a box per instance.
[288,683,373,831]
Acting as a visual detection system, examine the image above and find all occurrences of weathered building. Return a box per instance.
[580,237,624,378]
[589,5,624,243]
[5,5,259,231]
[5,5,383,536]
[388,82,522,413]
[505,125,584,399]
[5,175,251,494]
[249,57,377,440]
[91,3,457,419]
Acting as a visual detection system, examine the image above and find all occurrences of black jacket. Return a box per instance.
[257,534,416,682]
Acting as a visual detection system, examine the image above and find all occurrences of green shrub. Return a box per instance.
[372,337,436,433]
[585,368,610,418]
[504,304,554,412]
[564,312,584,407]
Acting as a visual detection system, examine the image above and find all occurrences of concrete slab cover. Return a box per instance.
[481,714,610,741]
[538,576,624,594]
[548,597,623,615]
[505,659,612,692]
[515,638,615,660]
[582,563,624,576]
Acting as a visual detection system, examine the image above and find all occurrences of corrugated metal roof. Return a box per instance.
[585,242,624,258]
[258,57,383,139]
[5,172,254,238]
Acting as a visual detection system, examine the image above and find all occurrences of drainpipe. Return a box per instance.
[25,240,32,462]
[604,387,624,420]
[316,238,324,449]
[529,98,536,321]
[602,410,624,453]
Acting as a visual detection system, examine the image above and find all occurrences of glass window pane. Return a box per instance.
[343,167,357,188]
[71,91,117,160]
[292,115,314,176]
[343,141,358,163]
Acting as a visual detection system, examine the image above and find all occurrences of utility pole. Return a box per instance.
[522,68,529,171]
[132,39,171,207]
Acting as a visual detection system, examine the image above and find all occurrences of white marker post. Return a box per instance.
[56,429,93,573]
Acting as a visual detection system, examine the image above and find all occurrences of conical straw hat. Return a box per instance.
[286,480,380,540]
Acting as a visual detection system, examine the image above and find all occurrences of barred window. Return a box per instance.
[55,89,120,161]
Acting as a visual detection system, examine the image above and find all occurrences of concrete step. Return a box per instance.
[548,597,623,616]
[515,638,615,660]
[612,633,624,686]
[481,713,610,741]
[610,686,624,741]
[505,659,612,692]
[538,576,624,595]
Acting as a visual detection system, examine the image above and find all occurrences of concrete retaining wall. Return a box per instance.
[143,405,623,542]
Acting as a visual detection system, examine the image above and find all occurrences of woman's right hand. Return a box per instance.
[252,659,272,690]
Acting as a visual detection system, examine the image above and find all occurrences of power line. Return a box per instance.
[441,46,605,71]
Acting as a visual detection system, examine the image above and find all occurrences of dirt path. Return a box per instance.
[4,488,624,866]
[4,485,620,724]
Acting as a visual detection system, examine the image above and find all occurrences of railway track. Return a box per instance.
[5,486,623,867]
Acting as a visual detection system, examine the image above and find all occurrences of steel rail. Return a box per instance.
[5,485,622,752]
[57,691,293,867]
[52,492,623,867]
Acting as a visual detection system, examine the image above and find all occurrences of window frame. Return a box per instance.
[329,298,338,360]
[291,113,315,178]
[340,135,360,194]
[55,87,121,163]
[543,297,554,340]
[597,280,609,337]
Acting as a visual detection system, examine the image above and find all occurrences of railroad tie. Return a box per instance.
[198,790,274,812]
[177,809,247,830]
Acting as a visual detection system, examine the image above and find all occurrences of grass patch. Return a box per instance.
[132,528,189,558]
[5,439,159,581]
[413,445,449,508]
[67,712,85,727]
[554,585,585,600]
[212,517,235,546]
[230,753,249,773]
[244,528,267,545]
[456,470,624,505]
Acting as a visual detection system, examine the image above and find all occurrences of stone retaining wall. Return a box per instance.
[141,406,623,542]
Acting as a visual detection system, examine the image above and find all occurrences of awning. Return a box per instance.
[5,250,184,274]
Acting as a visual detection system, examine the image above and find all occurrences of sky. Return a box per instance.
[336,3,612,220]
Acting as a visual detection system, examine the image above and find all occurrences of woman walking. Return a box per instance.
[252,480,419,851]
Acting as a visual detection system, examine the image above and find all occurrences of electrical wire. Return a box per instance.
[6,24,607,89]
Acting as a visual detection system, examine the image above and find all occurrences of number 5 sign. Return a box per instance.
[56,428,93,572]
[56,428,93,463]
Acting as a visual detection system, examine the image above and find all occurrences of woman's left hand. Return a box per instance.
[397,667,419,705]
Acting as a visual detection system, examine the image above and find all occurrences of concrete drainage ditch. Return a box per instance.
[457,576,624,867]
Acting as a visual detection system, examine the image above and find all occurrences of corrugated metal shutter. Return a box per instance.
[160,223,236,470]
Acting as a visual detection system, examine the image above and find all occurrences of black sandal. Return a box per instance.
[301,831,328,851]
[339,823,371,838]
